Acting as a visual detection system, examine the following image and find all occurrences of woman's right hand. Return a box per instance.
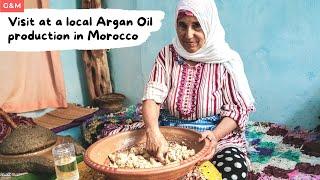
[145,128,169,163]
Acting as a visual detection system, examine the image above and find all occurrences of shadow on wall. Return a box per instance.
[76,50,90,105]
[289,88,320,129]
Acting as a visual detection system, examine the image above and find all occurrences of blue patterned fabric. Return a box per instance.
[159,109,221,132]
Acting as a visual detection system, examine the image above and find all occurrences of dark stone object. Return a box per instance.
[0,125,57,155]
[0,135,85,173]
[0,109,85,173]
[0,156,54,173]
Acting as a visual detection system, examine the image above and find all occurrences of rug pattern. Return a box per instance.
[1,105,319,179]
[81,105,320,179]
[246,122,320,179]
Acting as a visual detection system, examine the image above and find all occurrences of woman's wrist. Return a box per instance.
[212,131,221,141]
[211,133,218,142]
[211,117,238,141]
[146,126,161,134]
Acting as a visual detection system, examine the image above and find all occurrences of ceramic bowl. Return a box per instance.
[84,127,210,180]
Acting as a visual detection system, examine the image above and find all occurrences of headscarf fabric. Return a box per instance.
[177,9,194,19]
[172,0,255,106]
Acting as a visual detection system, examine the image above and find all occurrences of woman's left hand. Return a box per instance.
[199,131,218,161]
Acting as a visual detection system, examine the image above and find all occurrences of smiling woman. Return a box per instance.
[176,15,205,53]
[141,0,255,179]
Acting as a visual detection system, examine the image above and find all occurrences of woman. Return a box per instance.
[142,0,255,179]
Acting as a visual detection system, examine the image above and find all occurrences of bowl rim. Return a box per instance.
[84,126,211,176]
[95,93,126,101]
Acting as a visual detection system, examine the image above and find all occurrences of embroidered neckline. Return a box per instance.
[170,44,205,118]
[170,45,185,65]
[176,62,204,118]
[170,45,202,67]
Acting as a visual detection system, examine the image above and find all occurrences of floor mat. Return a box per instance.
[1,104,319,179]
[35,103,97,132]
[81,104,320,179]
[247,122,320,179]
[0,104,98,143]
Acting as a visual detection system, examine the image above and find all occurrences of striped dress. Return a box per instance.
[142,44,255,154]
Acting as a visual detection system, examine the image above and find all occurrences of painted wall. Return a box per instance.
[49,0,320,129]
[50,0,90,105]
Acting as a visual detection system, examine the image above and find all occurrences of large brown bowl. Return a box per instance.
[84,127,210,180]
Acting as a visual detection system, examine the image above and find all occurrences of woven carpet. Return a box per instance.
[1,104,319,179]
[82,104,320,179]
[0,104,98,143]
[246,122,320,179]
[34,103,97,132]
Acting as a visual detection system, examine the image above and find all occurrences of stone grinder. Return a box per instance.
[0,109,85,173]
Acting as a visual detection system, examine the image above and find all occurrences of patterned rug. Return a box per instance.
[246,122,320,179]
[82,104,320,179]
[1,105,319,179]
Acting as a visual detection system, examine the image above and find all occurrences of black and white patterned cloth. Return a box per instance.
[211,147,248,180]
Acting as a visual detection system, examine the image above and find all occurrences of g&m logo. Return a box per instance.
[0,0,24,12]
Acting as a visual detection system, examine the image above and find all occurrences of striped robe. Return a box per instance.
[143,44,255,154]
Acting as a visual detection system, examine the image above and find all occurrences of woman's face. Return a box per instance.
[176,16,205,53]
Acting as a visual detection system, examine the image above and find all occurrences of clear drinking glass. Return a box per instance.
[52,143,79,180]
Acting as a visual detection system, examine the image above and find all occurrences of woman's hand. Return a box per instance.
[145,128,169,163]
[199,130,219,161]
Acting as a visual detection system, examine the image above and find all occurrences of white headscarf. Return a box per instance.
[172,0,255,106]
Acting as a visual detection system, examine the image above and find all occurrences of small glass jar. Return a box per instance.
[52,143,79,180]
